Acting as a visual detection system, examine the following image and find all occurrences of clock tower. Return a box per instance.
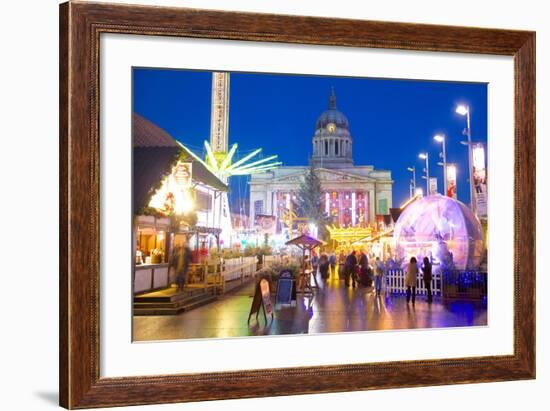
[311,88,354,168]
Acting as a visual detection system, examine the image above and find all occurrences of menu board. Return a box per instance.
[248,278,274,323]
[276,270,294,305]
[260,279,273,317]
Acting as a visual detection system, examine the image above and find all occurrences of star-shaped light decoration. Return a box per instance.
[178,140,282,181]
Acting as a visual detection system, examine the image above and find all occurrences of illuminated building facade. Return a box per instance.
[249,90,393,233]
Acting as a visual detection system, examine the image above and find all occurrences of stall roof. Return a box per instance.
[133,113,228,213]
[286,234,325,249]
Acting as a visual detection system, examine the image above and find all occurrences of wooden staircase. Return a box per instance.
[133,287,217,316]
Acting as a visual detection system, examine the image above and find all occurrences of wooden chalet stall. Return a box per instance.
[132,113,228,295]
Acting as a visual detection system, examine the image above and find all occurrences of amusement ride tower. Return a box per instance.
[203,72,281,246]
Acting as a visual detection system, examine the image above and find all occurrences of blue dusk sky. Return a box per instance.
[133,68,488,213]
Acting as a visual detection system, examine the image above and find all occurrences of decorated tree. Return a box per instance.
[297,164,327,239]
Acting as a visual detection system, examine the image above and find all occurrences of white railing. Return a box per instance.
[219,256,258,292]
[263,255,282,267]
[263,255,300,267]
[385,269,442,296]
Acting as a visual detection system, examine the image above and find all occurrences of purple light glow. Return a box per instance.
[393,194,484,270]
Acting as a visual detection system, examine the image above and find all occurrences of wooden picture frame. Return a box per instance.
[59,1,535,408]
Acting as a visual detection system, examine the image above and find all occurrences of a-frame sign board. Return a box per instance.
[248,278,274,324]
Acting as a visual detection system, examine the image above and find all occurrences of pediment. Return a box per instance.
[316,168,372,183]
[271,170,307,183]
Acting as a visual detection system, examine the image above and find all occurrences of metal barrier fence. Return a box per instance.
[385,268,487,299]
[442,270,487,300]
[385,269,442,296]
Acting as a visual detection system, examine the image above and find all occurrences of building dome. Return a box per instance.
[315,92,350,130]
[311,88,354,168]
[393,195,484,271]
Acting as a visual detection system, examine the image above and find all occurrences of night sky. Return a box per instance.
[133,68,487,214]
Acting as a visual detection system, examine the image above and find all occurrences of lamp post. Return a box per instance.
[407,166,416,198]
[418,152,429,195]
[434,134,447,195]
[456,104,476,213]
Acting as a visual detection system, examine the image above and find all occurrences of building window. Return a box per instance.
[254,200,264,216]
[325,140,328,156]
[335,140,339,155]
[378,198,388,215]
[195,191,211,211]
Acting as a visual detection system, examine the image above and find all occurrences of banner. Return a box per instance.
[174,161,192,188]
[254,214,277,235]
[472,144,488,217]
[429,177,438,195]
[446,163,457,199]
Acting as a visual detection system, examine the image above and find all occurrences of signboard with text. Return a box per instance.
[472,144,488,217]
[248,278,274,323]
[429,177,438,195]
[446,163,457,199]
[254,214,277,235]
[276,270,295,305]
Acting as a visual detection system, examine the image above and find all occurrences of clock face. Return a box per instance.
[327,123,336,133]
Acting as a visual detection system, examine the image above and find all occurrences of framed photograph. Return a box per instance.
[59,1,535,408]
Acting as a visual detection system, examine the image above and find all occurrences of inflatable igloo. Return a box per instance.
[393,194,484,270]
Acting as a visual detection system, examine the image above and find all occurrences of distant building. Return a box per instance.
[249,90,393,232]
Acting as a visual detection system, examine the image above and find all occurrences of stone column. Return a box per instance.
[368,189,375,223]
[338,191,344,226]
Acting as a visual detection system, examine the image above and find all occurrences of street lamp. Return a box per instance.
[418,152,429,195]
[407,166,416,198]
[456,104,476,213]
[434,134,447,195]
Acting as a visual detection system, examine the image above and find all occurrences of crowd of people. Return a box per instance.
[303,250,434,303]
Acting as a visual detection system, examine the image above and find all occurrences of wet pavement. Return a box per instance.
[133,272,487,341]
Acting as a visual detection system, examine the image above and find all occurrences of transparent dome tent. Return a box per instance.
[393,195,484,271]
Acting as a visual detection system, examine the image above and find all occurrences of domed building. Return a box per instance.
[249,89,393,233]
[311,88,354,168]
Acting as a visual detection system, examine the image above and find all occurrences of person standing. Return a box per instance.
[405,256,419,305]
[337,250,346,280]
[310,251,320,288]
[358,251,369,287]
[344,250,358,288]
[175,245,185,291]
[169,243,180,287]
[299,254,313,291]
[329,252,336,277]
[421,256,433,303]
[374,256,385,295]
[182,242,192,287]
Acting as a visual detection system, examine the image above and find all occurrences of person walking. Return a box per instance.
[374,256,385,295]
[421,256,433,303]
[405,256,419,305]
[344,250,358,288]
[311,251,319,275]
[319,253,330,281]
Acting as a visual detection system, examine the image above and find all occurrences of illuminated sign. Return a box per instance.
[429,177,438,195]
[472,143,487,217]
[446,164,457,199]
[209,72,230,154]
[148,161,194,216]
